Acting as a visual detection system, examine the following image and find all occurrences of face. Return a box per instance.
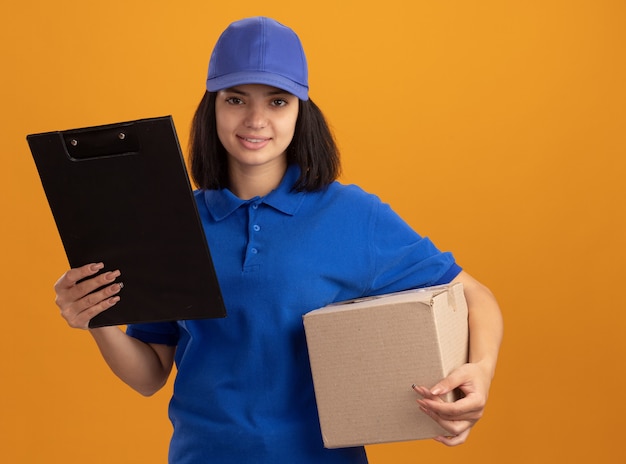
[215,84,299,174]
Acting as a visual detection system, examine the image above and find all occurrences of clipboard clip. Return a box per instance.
[63,124,140,160]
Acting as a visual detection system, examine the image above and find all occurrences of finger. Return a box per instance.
[418,404,475,438]
[414,385,478,422]
[55,262,104,291]
[429,369,467,396]
[75,270,122,304]
[418,395,484,422]
[78,280,124,311]
[433,428,471,447]
[66,296,121,329]
[56,268,121,309]
[412,384,444,401]
[64,283,123,329]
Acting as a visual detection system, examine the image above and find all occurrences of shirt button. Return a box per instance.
[251,248,258,254]
[253,225,260,232]
[252,204,259,209]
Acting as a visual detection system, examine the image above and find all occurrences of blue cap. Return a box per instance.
[206,17,309,101]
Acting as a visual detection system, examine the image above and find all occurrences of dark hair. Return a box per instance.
[189,92,341,191]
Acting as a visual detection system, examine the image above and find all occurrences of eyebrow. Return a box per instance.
[224,86,291,97]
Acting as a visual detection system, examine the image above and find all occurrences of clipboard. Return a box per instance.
[27,116,226,328]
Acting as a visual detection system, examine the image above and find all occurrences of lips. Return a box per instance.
[237,135,271,149]
[239,135,269,142]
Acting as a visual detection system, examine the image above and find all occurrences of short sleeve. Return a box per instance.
[366,200,462,294]
[126,321,180,346]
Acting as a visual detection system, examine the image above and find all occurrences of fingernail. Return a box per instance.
[90,262,104,272]
[105,270,121,281]
[109,296,120,305]
[412,385,426,396]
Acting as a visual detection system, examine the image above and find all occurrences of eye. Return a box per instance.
[225,97,244,105]
[271,98,288,107]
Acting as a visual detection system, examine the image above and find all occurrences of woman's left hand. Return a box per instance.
[412,360,493,446]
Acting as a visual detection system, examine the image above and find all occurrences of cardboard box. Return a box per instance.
[303,283,468,448]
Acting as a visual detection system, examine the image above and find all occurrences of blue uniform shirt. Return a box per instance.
[127,165,461,463]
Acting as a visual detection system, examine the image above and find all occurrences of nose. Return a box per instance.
[244,103,267,130]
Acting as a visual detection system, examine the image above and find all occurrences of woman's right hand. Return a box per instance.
[54,262,123,329]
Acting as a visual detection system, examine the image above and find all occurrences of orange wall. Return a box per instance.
[2,1,625,463]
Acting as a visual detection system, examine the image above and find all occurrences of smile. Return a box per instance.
[238,136,270,143]
[236,135,272,151]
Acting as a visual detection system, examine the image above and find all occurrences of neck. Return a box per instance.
[228,159,288,200]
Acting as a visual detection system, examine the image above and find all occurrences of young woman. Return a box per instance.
[54,16,503,464]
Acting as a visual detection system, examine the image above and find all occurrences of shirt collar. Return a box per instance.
[202,164,305,221]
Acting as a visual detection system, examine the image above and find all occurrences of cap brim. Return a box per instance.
[207,71,309,101]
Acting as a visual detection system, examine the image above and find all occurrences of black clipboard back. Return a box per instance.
[27,116,226,327]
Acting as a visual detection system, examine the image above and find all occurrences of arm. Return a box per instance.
[413,270,503,445]
[54,263,175,396]
[89,326,175,396]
